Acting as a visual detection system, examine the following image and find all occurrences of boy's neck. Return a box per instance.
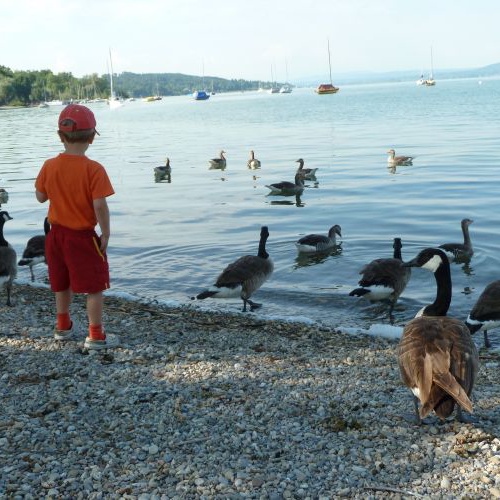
[62,142,90,156]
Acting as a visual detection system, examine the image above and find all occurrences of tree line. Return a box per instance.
[0,65,277,106]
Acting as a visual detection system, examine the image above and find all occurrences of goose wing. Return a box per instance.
[469,281,500,320]
[215,255,272,287]
[358,258,407,288]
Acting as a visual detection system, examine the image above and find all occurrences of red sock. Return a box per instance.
[89,324,106,341]
[57,313,72,331]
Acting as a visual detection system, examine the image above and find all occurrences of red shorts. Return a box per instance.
[45,224,110,293]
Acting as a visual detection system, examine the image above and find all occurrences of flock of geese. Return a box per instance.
[0,147,498,425]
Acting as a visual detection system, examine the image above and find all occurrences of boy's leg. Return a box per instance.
[86,291,105,341]
[54,289,73,338]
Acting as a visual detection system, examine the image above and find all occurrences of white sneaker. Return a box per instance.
[84,334,120,350]
[54,321,79,341]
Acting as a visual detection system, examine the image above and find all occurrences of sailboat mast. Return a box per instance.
[327,39,332,85]
[109,49,115,98]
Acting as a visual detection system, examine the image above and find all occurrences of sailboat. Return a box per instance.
[423,46,436,86]
[279,59,292,93]
[193,61,210,101]
[315,39,339,95]
[268,65,279,94]
[108,49,123,109]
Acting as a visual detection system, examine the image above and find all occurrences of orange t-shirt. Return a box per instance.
[35,153,115,230]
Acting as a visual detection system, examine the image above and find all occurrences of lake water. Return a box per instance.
[1,79,500,346]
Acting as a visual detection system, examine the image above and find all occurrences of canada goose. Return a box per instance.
[0,211,17,306]
[0,188,8,206]
[192,226,273,312]
[266,173,305,195]
[154,158,172,176]
[387,149,414,166]
[439,218,474,262]
[296,158,318,179]
[398,247,479,424]
[465,280,500,348]
[18,217,50,282]
[247,150,261,169]
[295,225,342,254]
[209,150,226,169]
[349,238,411,317]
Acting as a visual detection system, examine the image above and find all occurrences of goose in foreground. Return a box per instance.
[349,238,411,317]
[18,217,50,282]
[209,150,227,169]
[247,150,261,170]
[465,280,500,348]
[265,173,304,195]
[438,218,474,262]
[0,211,17,306]
[192,226,273,312]
[387,149,414,166]
[295,158,318,179]
[398,247,479,424]
[295,225,342,254]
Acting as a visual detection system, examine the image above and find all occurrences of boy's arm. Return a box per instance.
[93,197,110,253]
[36,190,48,203]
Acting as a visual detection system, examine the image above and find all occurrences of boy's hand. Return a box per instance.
[100,234,109,253]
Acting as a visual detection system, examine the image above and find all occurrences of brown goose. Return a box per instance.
[209,150,226,169]
[465,280,500,348]
[295,158,318,179]
[439,218,474,262]
[0,211,17,306]
[247,150,261,169]
[398,247,479,424]
[18,217,50,281]
[192,226,273,312]
[387,149,414,166]
[154,157,171,176]
[349,238,411,317]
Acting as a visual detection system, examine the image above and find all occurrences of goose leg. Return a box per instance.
[30,267,35,282]
[484,330,491,349]
[6,283,12,307]
[247,299,262,311]
[456,406,477,424]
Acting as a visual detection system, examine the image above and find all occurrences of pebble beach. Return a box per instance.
[1,284,499,499]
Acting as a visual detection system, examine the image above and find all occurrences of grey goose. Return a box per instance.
[0,211,17,306]
[209,150,226,169]
[438,218,474,262]
[295,158,318,179]
[18,217,50,282]
[247,150,261,170]
[387,149,414,166]
[266,173,304,195]
[295,225,342,254]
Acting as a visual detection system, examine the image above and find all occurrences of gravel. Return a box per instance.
[0,284,499,498]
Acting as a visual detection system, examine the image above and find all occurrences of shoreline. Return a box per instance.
[1,283,499,498]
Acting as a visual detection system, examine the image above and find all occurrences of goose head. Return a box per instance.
[0,211,13,224]
[328,225,342,239]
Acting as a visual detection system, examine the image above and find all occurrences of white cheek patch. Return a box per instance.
[421,254,442,273]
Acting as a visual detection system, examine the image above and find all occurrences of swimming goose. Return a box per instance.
[387,149,414,166]
[349,238,411,317]
[0,188,8,206]
[209,150,227,169]
[247,150,261,169]
[296,158,318,179]
[465,280,500,348]
[0,211,17,306]
[192,226,273,312]
[438,218,474,262]
[295,225,342,254]
[154,158,172,176]
[18,217,50,282]
[266,173,305,195]
[398,247,479,424]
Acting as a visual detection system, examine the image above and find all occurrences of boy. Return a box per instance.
[35,104,115,350]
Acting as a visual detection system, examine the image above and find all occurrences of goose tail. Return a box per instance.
[349,288,370,297]
[432,372,473,414]
[192,290,218,301]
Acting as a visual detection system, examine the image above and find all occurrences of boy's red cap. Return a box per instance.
[58,104,99,134]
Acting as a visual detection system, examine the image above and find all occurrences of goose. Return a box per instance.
[295,225,342,254]
[192,226,273,312]
[398,247,479,424]
[154,157,172,176]
[438,218,474,262]
[387,149,414,166]
[296,158,318,179]
[465,280,500,348]
[349,238,411,317]
[18,217,50,282]
[0,211,17,306]
[266,173,305,195]
[209,150,226,169]
[0,188,8,206]
[247,150,261,170]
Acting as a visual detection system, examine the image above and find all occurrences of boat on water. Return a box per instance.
[315,39,339,95]
[279,84,292,94]
[420,46,436,87]
[108,49,124,109]
[193,90,210,101]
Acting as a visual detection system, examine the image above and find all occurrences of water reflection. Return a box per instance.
[293,244,342,268]
[154,171,171,183]
[268,193,304,207]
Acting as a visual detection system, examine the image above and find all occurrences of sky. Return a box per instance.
[1,0,499,82]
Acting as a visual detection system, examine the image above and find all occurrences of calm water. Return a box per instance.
[1,79,500,345]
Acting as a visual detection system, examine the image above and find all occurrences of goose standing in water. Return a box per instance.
[247,150,261,170]
[439,218,474,262]
[398,248,479,424]
[209,150,227,169]
[266,173,304,195]
[295,158,318,179]
[349,238,411,319]
[295,225,342,254]
[387,149,414,166]
[0,211,17,306]
[18,217,50,282]
[465,280,500,348]
[192,226,273,312]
